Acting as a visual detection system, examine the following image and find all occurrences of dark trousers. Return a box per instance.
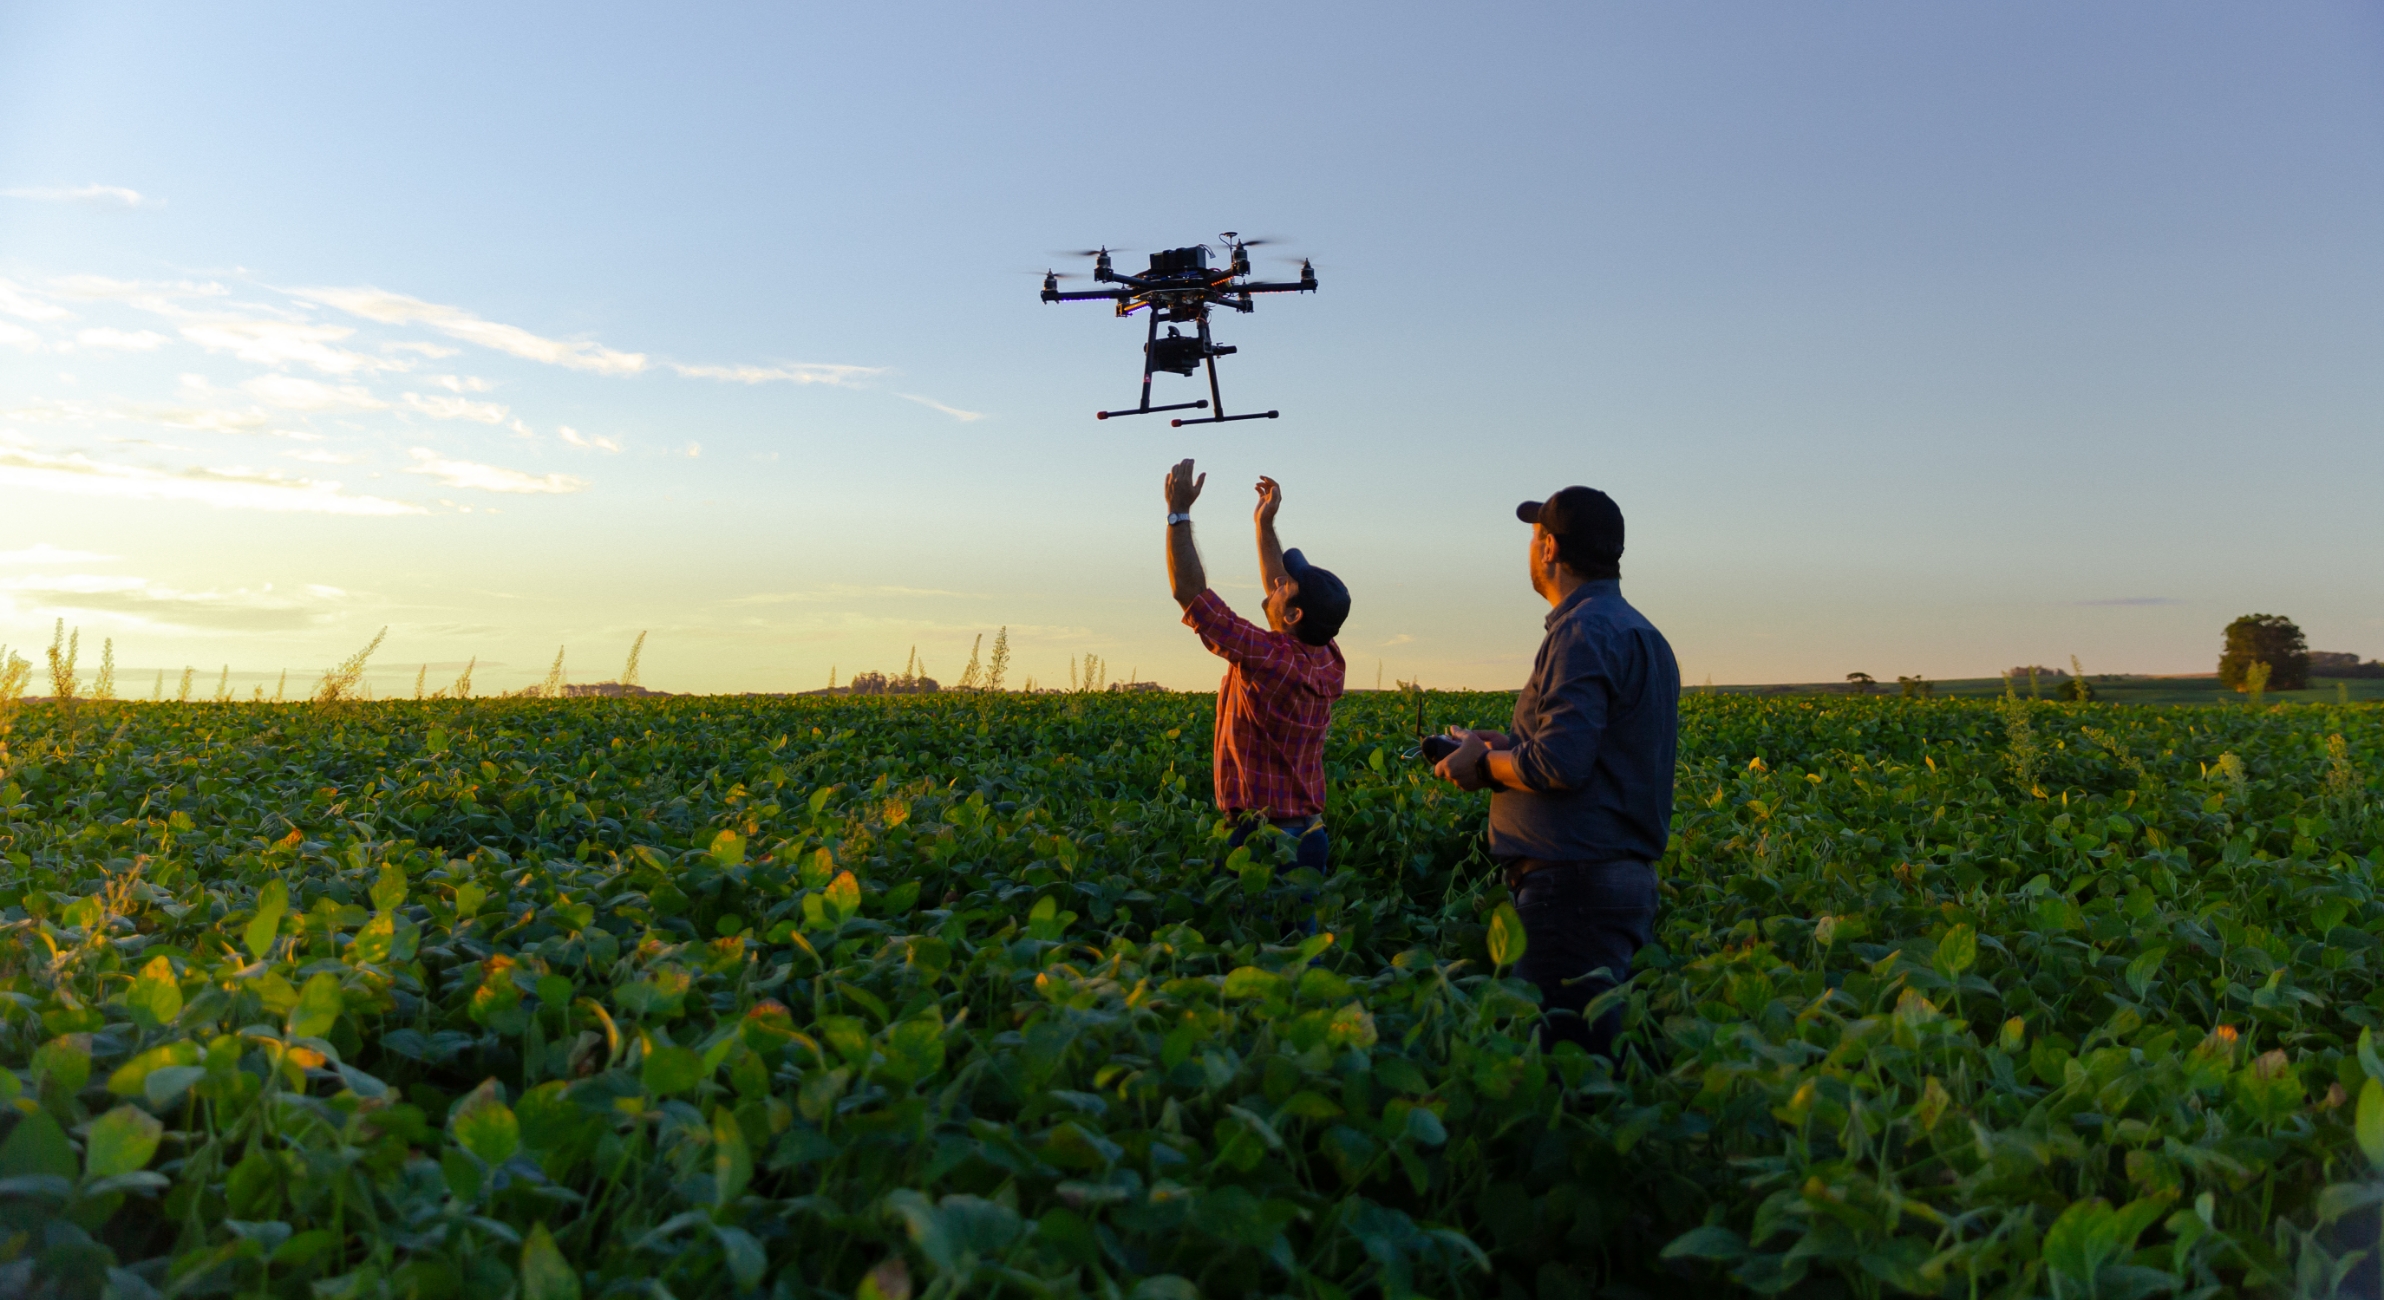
[1227,814,1330,874]
[1505,859,1658,1057]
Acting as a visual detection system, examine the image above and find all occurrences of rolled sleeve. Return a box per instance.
[1508,633,1610,792]
[1184,590,1280,670]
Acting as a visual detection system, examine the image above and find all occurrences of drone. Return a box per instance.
[1041,232,1317,425]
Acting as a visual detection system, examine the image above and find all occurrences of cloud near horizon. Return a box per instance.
[1,184,150,207]
[403,448,587,495]
[0,572,345,632]
[673,361,883,386]
[296,287,648,375]
[0,445,423,515]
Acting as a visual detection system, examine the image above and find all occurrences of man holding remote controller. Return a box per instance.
[1164,457,1350,875]
[1432,486,1678,1058]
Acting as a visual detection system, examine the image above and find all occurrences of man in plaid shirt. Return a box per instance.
[1164,458,1350,872]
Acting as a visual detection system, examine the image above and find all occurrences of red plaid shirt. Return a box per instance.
[1183,589,1345,817]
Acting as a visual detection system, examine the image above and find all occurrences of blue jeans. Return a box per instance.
[1228,814,1330,873]
[1229,816,1327,937]
[1508,860,1658,1057]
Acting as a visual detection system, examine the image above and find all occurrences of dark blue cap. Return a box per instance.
[1282,548,1350,643]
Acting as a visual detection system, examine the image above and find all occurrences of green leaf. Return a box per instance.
[0,1108,76,1180]
[84,1104,163,1178]
[426,728,451,754]
[371,863,408,912]
[245,879,289,960]
[712,1107,752,1208]
[288,972,344,1040]
[451,1078,521,1166]
[1934,923,1976,976]
[642,1045,702,1096]
[454,882,486,918]
[350,911,396,965]
[126,955,182,1031]
[106,1040,201,1098]
[1487,902,1526,969]
[1662,1225,1750,1262]
[825,871,861,923]
[708,829,746,868]
[2124,947,2168,999]
[519,1222,580,1300]
[2358,1078,2384,1170]
[714,1225,765,1291]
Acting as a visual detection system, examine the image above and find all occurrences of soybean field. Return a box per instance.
[0,689,2380,1299]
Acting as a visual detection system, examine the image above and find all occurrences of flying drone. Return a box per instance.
[1041,233,1317,425]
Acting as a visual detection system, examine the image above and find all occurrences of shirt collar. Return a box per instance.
[1545,578,1619,629]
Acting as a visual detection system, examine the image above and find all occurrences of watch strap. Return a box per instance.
[1166,512,1193,526]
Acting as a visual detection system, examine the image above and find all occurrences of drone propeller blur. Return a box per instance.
[1040,233,1317,425]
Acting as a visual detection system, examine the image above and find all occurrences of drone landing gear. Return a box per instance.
[1171,354,1276,427]
[1095,311,1278,426]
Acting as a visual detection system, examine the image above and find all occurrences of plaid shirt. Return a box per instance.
[1183,589,1345,817]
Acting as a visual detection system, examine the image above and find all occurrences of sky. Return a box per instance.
[2,2,2380,696]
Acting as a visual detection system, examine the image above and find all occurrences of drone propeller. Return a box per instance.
[1052,247,1129,259]
[1222,232,1292,249]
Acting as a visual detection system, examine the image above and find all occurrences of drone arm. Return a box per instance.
[1233,280,1317,294]
[1045,288,1135,302]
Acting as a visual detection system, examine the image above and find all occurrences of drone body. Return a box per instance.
[1041,233,1317,425]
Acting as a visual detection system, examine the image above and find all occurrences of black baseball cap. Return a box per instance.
[1516,486,1624,563]
[1282,548,1350,643]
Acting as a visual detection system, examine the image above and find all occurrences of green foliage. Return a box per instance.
[0,690,2378,1297]
[2221,613,2309,692]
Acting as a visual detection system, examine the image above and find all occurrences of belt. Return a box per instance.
[1236,813,1321,833]
[1498,856,1639,894]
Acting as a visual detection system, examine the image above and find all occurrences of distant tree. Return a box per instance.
[1845,672,1876,695]
[1896,675,1934,699]
[2219,614,2307,692]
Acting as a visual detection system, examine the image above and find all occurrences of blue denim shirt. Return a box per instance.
[1489,579,1680,864]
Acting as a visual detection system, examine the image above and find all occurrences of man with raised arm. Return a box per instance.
[1431,486,1679,1059]
[1164,458,1350,872]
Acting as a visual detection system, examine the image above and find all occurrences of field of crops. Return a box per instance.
[0,688,2379,1299]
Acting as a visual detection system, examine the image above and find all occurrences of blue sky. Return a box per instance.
[3,2,2380,695]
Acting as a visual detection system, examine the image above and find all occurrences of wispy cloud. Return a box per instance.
[401,392,508,423]
[50,276,227,318]
[0,278,70,322]
[2072,597,2184,607]
[559,426,622,452]
[75,328,170,351]
[296,287,647,375]
[2,184,150,207]
[0,322,39,351]
[674,362,883,386]
[240,375,386,412]
[1381,633,1417,647]
[0,574,344,632]
[0,446,422,515]
[726,585,979,605]
[404,449,587,495]
[0,543,115,564]
[898,393,988,422]
[180,318,399,375]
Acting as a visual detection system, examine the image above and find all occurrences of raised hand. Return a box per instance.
[1254,475,1282,527]
[1165,458,1206,514]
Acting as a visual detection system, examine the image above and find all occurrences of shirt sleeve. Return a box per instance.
[1183,590,1285,671]
[1508,624,1613,792]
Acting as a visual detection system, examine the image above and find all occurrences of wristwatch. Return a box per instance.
[1166,512,1193,527]
[1472,749,1505,792]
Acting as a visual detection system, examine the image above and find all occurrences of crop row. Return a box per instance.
[0,691,2376,1298]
